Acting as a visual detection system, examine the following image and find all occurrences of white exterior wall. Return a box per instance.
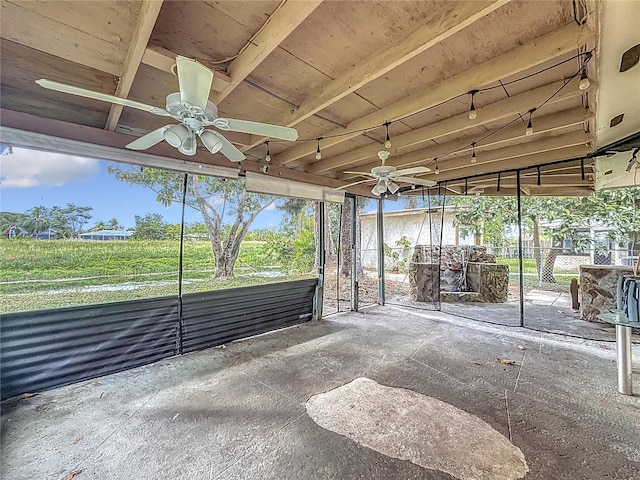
[359,208,473,269]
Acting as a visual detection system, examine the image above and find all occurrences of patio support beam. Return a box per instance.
[516,170,524,327]
[377,198,385,305]
[244,0,509,152]
[350,195,358,311]
[105,0,165,131]
[313,201,326,320]
[214,0,324,103]
[273,21,593,166]
[338,103,591,179]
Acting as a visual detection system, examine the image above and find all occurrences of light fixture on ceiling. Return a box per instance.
[579,66,590,90]
[471,143,477,164]
[384,123,392,149]
[372,179,387,195]
[315,138,322,160]
[264,141,271,162]
[468,90,478,120]
[434,158,440,175]
[164,124,189,148]
[525,108,536,136]
[178,131,197,156]
[199,130,224,154]
[388,181,400,194]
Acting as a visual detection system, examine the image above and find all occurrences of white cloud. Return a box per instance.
[0,148,99,188]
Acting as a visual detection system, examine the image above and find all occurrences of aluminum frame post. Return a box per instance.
[616,325,633,395]
[377,197,385,305]
[517,170,525,327]
[350,196,359,311]
[313,201,326,320]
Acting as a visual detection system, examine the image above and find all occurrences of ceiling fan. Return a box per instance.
[35,56,298,162]
[338,150,436,195]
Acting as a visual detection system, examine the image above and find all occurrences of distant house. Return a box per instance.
[79,230,132,241]
[4,225,28,238]
[33,228,57,240]
[360,207,474,269]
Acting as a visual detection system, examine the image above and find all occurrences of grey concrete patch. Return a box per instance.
[306,377,528,480]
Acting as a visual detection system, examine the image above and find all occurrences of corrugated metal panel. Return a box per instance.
[0,279,318,400]
[181,279,317,353]
[0,297,178,400]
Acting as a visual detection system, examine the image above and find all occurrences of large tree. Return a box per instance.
[23,203,92,239]
[452,188,640,282]
[108,166,275,277]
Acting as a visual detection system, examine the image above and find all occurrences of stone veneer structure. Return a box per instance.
[409,245,509,303]
[579,265,634,321]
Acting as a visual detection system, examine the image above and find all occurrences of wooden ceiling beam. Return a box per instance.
[273,21,593,166]
[214,0,324,103]
[430,142,593,182]
[336,102,590,179]
[105,0,164,131]
[239,161,373,197]
[244,0,509,151]
[1,108,234,168]
[141,45,233,93]
[0,108,369,195]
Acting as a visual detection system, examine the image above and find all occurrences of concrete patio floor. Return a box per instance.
[2,305,639,479]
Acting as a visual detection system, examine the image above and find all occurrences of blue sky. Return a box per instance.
[0,147,283,230]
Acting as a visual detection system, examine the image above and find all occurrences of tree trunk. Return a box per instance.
[542,237,562,283]
[324,206,336,263]
[340,198,351,277]
[215,254,235,277]
[532,217,542,277]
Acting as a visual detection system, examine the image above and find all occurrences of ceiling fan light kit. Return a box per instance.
[35,56,298,162]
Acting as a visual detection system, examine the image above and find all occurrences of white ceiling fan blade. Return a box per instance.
[126,126,170,150]
[395,176,437,187]
[335,178,376,190]
[35,79,169,116]
[393,166,431,176]
[205,130,246,162]
[214,118,298,141]
[342,171,377,178]
[176,56,213,111]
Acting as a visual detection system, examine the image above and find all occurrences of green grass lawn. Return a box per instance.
[0,238,312,313]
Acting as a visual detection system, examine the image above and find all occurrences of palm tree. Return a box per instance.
[106,218,121,230]
[89,220,106,232]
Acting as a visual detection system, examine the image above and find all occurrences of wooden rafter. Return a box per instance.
[214,0,324,103]
[339,106,592,180]
[243,0,510,151]
[273,22,593,166]
[429,141,593,182]
[105,0,165,131]
[325,78,589,174]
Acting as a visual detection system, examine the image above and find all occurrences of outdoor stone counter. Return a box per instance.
[467,263,509,303]
[580,265,634,321]
[409,245,508,303]
[409,263,440,302]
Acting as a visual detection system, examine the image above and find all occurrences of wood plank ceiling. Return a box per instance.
[0,0,626,197]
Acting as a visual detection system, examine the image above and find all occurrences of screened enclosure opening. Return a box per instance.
[0,151,183,314]
[181,176,317,296]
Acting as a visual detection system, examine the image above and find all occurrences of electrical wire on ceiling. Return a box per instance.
[278,50,594,145]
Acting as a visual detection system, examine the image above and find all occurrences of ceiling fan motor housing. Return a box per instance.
[165,92,218,124]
